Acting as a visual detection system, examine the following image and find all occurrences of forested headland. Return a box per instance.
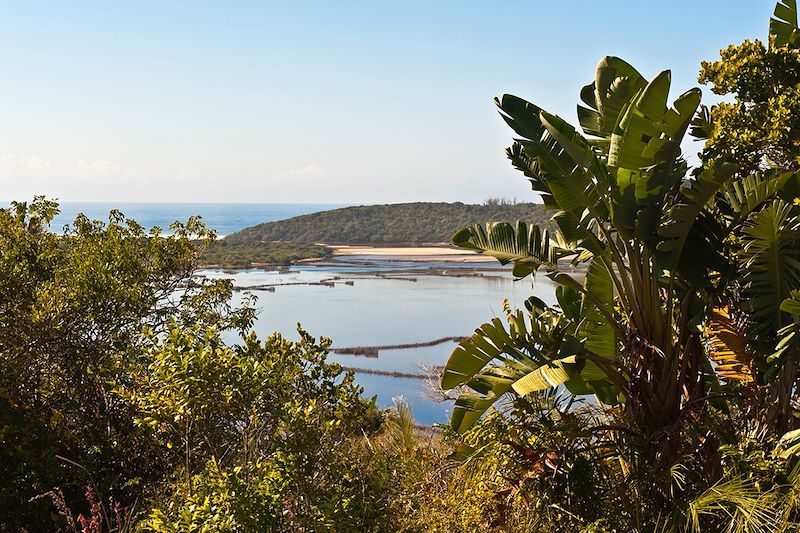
[225,201,552,244]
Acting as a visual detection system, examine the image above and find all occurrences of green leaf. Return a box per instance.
[578,256,616,376]
[657,160,737,273]
[739,200,800,338]
[602,68,701,237]
[721,171,796,225]
[452,221,562,278]
[578,56,647,140]
[497,93,613,228]
[771,0,800,48]
[450,381,514,434]
[440,317,515,390]
[511,356,577,395]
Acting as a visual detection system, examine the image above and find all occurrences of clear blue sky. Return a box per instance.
[0,1,772,204]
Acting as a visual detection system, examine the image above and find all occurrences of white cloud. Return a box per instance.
[0,153,51,172]
[281,164,328,178]
[75,159,121,176]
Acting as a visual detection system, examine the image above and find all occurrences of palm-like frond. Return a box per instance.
[441,316,528,391]
[657,160,737,274]
[685,477,784,532]
[720,171,795,225]
[739,200,800,339]
[441,256,625,432]
[451,221,564,278]
[496,94,611,225]
[442,301,565,433]
[440,296,619,433]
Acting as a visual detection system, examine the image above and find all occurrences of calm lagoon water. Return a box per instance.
[202,259,559,425]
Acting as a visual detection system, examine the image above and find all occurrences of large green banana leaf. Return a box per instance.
[441,317,522,390]
[771,0,800,48]
[721,171,796,225]
[739,200,800,339]
[576,256,616,378]
[495,94,610,226]
[441,248,621,433]
[578,56,647,140]
[442,304,565,433]
[607,72,701,237]
[511,355,577,395]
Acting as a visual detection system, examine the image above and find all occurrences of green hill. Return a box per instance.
[225,202,552,245]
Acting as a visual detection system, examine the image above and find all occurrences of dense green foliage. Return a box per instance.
[199,240,332,268]
[437,2,800,530]
[0,199,390,531]
[7,3,800,531]
[0,199,221,528]
[124,326,385,532]
[225,201,552,245]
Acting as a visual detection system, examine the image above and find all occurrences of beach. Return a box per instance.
[330,244,490,263]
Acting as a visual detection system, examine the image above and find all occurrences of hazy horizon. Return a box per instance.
[12,198,543,205]
[0,1,770,204]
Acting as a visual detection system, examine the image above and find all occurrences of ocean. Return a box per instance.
[46,202,348,236]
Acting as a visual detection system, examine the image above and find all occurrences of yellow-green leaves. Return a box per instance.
[511,356,576,395]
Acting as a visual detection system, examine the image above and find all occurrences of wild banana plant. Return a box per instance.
[438,2,800,529]
[441,50,800,443]
[442,56,707,437]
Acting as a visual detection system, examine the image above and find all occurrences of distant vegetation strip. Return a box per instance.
[330,336,465,357]
[225,201,553,244]
[340,367,428,380]
[198,240,332,268]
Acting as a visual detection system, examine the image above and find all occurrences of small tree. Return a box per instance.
[0,198,251,529]
[119,323,385,531]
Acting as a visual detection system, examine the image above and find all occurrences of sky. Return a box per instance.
[0,1,773,204]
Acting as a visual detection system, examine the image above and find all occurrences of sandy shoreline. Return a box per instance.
[329,244,491,263]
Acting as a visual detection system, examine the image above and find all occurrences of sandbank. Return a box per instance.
[329,245,492,263]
